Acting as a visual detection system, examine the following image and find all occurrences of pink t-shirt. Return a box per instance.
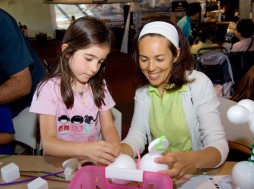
[231,37,254,52]
[30,78,115,142]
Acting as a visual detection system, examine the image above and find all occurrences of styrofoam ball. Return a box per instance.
[227,105,250,124]
[232,161,254,189]
[108,154,136,185]
[238,99,254,113]
[109,154,136,169]
[139,154,168,172]
[248,112,254,134]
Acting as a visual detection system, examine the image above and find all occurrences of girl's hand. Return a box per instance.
[154,151,198,179]
[85,141,120,165]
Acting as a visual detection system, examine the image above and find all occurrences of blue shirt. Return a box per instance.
[177,16,191,42]
[0,9,45,117]
[0,106,15,155]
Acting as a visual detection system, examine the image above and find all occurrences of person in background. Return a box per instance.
[22,25,28,40]
[191,27,221,96]
[225,22,237,42]
[0,9,45,117]
[18,21,23,30]
[30,16,120,165]
[121,21,229,179]
[70,15,76,24]
[231,19,254,52]
[190,26,219,54]
[0,105,15,155]
[230,65,254,102]
[177,2,201,45]
[223,21,238,52]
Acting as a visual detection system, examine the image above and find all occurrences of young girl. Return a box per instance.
[30,16,120,165]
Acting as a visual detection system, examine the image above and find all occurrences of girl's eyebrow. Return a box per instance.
[83,53,107,60]
[139,54,165,58]
[83,53,96,57]
[139,55,149,59]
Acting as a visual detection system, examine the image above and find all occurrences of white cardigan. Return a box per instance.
[122,70,229,167]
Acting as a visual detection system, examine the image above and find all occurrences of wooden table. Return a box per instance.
[0,155,237,189]
[0,155,68,189]
[203,161,237,176]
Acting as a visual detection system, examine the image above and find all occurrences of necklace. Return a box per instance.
[75,83,87,105]
[79,91,85,105]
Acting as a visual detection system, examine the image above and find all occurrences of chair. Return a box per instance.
[196,47,234,97]
[227,141,251,161]
[13,106,40,155]
[111,108,122,140]
[218,97,252,161]
[228,51,254,85]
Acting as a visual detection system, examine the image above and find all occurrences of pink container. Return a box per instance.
[68,165,173,189]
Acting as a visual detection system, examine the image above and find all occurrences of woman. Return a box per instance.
[121,21,229,179]
[231,19,254,52]
[190,26,219,55]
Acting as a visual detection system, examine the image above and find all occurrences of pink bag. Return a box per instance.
[68,165,173,189]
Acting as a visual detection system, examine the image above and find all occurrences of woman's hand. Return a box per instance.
[85,141,120,165]
[154,147,221,179]
[154,151,198,179]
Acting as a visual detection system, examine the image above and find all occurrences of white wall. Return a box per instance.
[0,0,55,38]
[239,0,252,20]
[238,0,254,21]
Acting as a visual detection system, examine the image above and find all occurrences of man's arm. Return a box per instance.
[0,133,14,145]
[0,67,32,104]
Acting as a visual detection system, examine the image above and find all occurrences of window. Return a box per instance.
[54,4,125,29]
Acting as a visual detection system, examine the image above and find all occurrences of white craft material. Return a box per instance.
[27,177,48,189]
[1,162,20,183]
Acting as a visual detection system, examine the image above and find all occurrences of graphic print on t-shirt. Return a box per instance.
[57,113,98,136]
[84,115,96,133]
[58,115,70,135]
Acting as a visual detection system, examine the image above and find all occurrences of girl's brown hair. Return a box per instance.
[37,16,112,109]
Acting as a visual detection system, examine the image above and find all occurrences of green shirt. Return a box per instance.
[148,85,192,152]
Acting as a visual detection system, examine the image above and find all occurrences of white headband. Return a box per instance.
[138,21,179,49]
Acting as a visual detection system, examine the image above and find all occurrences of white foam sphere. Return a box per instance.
[109,154,136,169]
[227,105,250,124]
[238,99,254,113]
[248,112,254,134]
[232,161,254,189]
[139,154,168,172]
[108,154,136,185]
